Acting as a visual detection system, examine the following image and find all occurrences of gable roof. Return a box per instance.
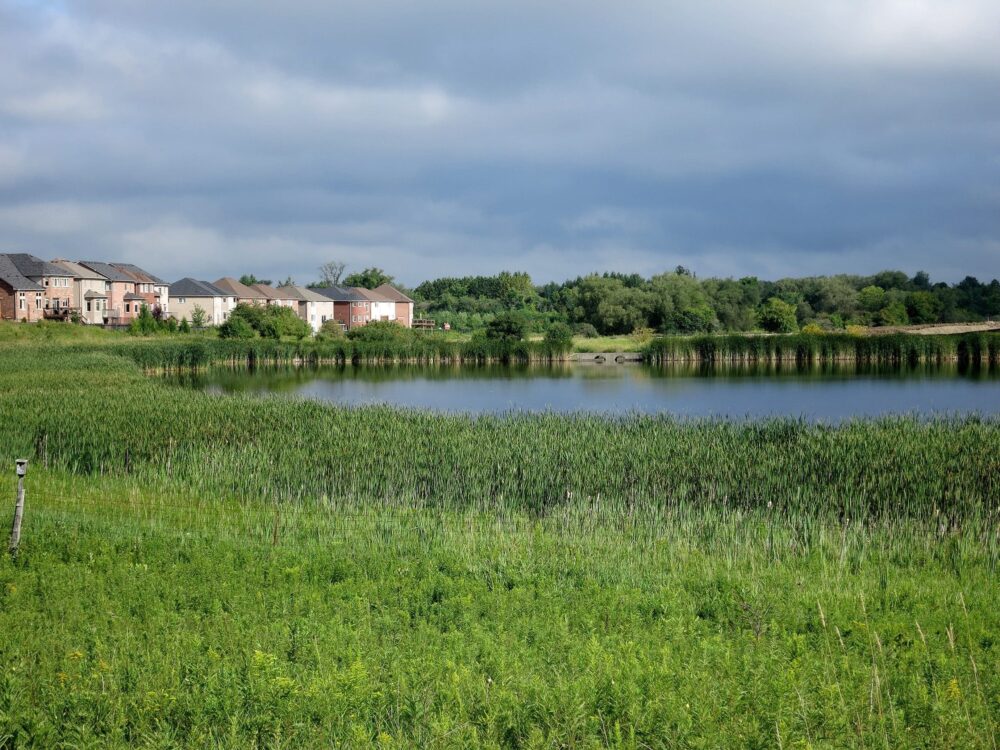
[3,253,69,279]
[51,259,108,280]
[251,283,297,301]
[110,263,166,285]
[276,285,333,303]
[213,277,266,300]
[0,255,44,291]
[312,284,368,302]
[352,287,394,303]
[169,278,229,297]
[374,284,414,303]
[78,261,135,283]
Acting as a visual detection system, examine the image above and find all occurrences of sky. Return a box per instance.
[1,1,998,286]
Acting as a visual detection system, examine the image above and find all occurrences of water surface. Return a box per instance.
[173,361,1000,420]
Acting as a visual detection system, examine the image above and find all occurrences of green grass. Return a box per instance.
[572,335,650,353]
[0,335,997,747]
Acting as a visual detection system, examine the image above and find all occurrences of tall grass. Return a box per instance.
[646,331,1000,364]
[0,340,997,747]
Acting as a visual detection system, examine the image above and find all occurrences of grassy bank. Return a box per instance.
[0,340,998,747]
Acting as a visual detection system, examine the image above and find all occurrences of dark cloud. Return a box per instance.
[1,0,998,284]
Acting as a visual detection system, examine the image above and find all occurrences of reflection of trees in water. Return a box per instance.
[174,359,1000,394]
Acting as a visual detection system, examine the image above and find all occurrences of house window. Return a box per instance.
[18,293,25,311]
[125,303,130,313]
[178,297,186,304]
[86,301,92,312]
[35,296,42,309]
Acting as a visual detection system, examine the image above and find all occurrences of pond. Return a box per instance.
[173,361,1000,420]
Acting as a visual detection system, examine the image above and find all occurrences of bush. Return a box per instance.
[317,319,346,341]
[485,312,527,342]
[801,323,825,335]
[758,298,799,333]
[573,323,600,338]
[543,322,574,352]
[218,316,258,340]
[347,320,412,342]
[228,303,311,340]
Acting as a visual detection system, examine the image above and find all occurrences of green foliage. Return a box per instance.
[226,303,311,340]
[342,267,395,290]
[218,315,258,340]
[543,322,573,351]
[758,297,799,333]
[485,312,528,341]
[0,343,997,747]
[178,318,191,334]
[190,305,208,329]
[346,320,411,342]
[239,273,271,287]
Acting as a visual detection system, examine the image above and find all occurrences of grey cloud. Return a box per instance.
[0,0,998,285]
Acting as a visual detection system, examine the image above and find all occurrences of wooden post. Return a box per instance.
[9,459,27,556]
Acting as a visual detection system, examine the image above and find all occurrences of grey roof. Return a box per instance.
[51,259,107,280]
[3,253,69,279]
[83,290,108,299]
[169,278,230,297]
[352,287,394,302]
[123,293,146,301]
[0,255,44,291]
[374,284,415,303]
[78,261,135,283]
[110,263,167,285]
[313,284,368,302]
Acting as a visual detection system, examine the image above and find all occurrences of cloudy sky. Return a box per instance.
[1,1,998,285]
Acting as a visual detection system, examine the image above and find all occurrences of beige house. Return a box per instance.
[168,278,235,326]
[276,285,336,333]
[50,259,109,324]
[373,284,415,328]
[251,284,299,310]
[214,277,268,306]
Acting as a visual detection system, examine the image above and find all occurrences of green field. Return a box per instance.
[0,331,998,748]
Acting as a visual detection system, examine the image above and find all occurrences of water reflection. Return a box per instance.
[171,361,1000,419]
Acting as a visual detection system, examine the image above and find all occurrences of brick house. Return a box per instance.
[250,284,300,310]
[0,255,46,322]
[313,285,372,330]
[50,259,110,324]
[111,263,170,315]
[0,254,74,317]
[77,261,142,324]
[373,284,415,328]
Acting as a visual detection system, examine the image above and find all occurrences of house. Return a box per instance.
[313,285,372,330]
[168,278,236,326]
[213,277,268,307]
[50,259,110,324]
[111,263,170,314]
[250,284,299,310]
[78,261,143,324]
[354,287,397,323]
[373,284,415,328]
[275,285,335,333]
[0,254,75,318]
[0,255,46,322]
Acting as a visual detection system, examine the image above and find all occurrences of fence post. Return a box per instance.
[9,459,27,556]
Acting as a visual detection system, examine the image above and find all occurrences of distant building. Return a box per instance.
[275,285,335,333]
[50,259,110,324]
[213,277,269,307]
[373,284,415,328]
[0,255,47,322]
[168,278,236,325]
[313,285,371,330]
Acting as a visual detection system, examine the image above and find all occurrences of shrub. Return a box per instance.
[573,323,600,338]
[218,316,258,340]
[485,312,527,341]
[347,320,411,342]
[543,322,574,352]
[758,298,799,333]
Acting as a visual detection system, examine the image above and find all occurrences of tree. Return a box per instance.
[316,261,347,287]
[858,285,886,313]
[178,318,191,333]
[228,303,310,340]
[190,305,208,329]
[758,298,799,333]
[218,316,257,340]
[343,267,395,290]
[239,274,272,287]
[543,322,574,351]
[278,277,296,288]
[905,291,942,324]
[485,312,528,341]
